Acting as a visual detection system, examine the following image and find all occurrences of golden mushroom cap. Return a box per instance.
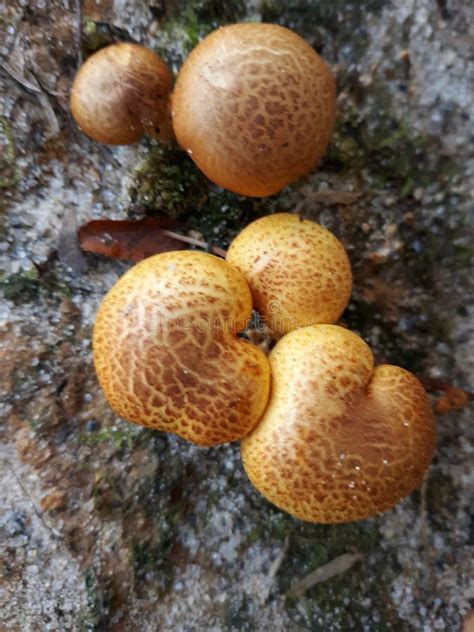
[171,23,336,197]
[70,43,173,145]
[241,325,436,523]
[226,213,352,335]
[93,251,270,446]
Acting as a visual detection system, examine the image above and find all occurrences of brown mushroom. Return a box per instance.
[241,325,436,523]
[226,213,352,335]
[70,43,173,145]
[172,24,336,196]
[93,250,270,446]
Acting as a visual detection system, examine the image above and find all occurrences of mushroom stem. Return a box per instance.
[161,229,227,258]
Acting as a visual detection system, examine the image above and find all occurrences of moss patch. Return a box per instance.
[0,263,71,304]
[169,0,247,54]
[0,116,19,189]
[76,569,110,632]
[128,143,277,246]
[281,520,401,629]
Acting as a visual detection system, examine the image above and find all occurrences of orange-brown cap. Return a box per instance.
[226,213,352,335]
[70,43,173,145]
[172,24,336,196]
[241,325,436,523]
[93,251,271,445]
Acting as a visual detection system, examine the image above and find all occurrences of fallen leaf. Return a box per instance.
[78,217,186,261]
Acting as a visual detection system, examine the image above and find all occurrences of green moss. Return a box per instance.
[128,143,277,247]
[243,501,400,629]
[326,98,445,198]
[76,569,109,632]
[0,260,72,304]
[81,19,133,57]
[0,269,42,303]
[129,144,207,219]
[81,425,144,451]
[0,116,19,189]
[279,519,401,630]
[90,471,123,514]
[170,0,247,53]
[130,530,173,595]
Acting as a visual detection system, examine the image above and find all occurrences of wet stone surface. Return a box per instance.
[0,1,473,630]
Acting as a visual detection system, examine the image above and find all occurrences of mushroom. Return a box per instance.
[226,213,352,336]
[70,43,173,145]
[93,251,270,446]
[241,325,436,523]
[172,24,336,196]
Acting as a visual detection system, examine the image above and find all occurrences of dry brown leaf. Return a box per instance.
[77,217,186,261]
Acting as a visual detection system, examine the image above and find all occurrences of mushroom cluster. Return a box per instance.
[71,12,435,526]
[93,214,436,524]
[70,24,336,195]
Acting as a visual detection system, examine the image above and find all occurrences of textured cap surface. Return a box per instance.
[172,24,336,196]
[241,325,436,523]
[71,43,172,145]
[93,251,270,445]
[226,213,352,335]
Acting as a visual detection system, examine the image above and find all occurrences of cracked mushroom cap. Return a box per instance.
[172,23,336,196]
[93,251,270,445]
[226,213,352,335]
[241,325,436,523]
[70,43,173,145]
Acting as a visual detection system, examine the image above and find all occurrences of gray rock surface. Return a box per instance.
[1,1,472,630]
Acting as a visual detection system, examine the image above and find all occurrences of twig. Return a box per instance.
[261,535,290,604]
[417,376,473,401]
[76,0,83,68]
[287,552,362,598]
[162,229,227,258]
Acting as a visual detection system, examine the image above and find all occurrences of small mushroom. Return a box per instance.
[70,43,173,145]
[172,24,336,196]
[241,325,436,523]
[226,213,352,336]
[93,251,270,446]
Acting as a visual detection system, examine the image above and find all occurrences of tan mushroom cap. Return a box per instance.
[172,23,336,196]
[226,213,352,336]
[70,43,173,145]
[241,325,436,523]
[93,251,271,446]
